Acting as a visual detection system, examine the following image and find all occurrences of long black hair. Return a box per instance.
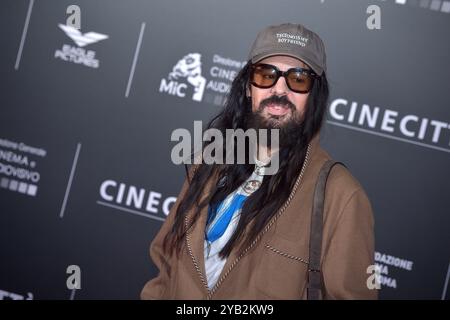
[163,60,329,258]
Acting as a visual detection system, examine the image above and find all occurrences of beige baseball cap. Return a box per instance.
[248,23,327,76]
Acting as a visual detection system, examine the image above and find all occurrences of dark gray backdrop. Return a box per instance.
[0,0,449,299]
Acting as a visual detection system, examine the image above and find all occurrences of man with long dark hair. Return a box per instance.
[141,23,377,299]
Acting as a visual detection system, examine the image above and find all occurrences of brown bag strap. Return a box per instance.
[307,160,346,300]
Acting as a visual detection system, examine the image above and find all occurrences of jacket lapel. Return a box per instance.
[184,203,210,295]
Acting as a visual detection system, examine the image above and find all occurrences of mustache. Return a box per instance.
[259,95,296,111]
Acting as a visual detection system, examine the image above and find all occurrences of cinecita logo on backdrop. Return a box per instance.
[327,98,450,153]
[159,53,246,106]
[97,179,176,222]
[54,24,109,69]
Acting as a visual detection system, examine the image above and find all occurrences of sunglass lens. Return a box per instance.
[286,71,313,93]
[251,65,277,88]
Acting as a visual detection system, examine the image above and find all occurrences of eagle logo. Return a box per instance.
[58,24,108,47]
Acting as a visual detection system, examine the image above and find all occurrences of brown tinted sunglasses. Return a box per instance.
[250,63,317,93]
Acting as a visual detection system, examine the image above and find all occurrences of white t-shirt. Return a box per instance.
[204,159,268,289]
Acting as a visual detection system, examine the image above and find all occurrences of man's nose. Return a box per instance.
[270,75,289,95]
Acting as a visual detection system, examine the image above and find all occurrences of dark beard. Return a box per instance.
[244,95,305,150]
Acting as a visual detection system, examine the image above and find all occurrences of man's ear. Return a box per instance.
[246,84,251,98]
